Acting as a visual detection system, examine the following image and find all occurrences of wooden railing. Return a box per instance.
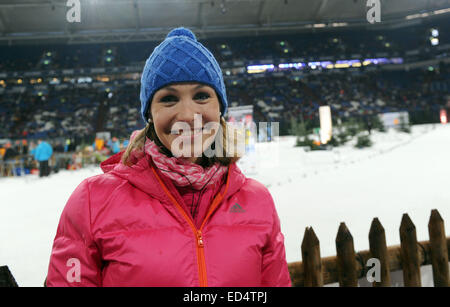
[288,209,449,287]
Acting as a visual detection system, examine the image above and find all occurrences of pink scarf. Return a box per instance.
[144,138,228,190]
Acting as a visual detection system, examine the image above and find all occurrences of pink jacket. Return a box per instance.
[46,150,291,287]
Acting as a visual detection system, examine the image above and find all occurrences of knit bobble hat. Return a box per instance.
[139,27,228,123]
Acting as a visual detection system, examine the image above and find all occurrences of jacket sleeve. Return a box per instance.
[261,198,292,287]
[46,179,102,287]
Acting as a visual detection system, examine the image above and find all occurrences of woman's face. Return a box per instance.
[149,83,221,163]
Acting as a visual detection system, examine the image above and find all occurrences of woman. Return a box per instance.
[45,27,291,287]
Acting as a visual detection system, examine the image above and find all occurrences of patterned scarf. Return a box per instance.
[144,138,228,190]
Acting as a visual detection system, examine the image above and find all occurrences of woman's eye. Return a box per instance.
[194,92,210,101]
[160,95,178,103]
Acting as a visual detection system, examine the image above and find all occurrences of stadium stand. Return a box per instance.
[0,18,449,142]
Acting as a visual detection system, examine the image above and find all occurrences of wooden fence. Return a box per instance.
[287,209,450,287]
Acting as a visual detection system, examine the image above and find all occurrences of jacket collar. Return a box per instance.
[100,150,246,205]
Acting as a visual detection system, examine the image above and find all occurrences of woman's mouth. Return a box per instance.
[171,128,204,138]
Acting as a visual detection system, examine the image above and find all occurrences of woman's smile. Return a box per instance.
[170,127,204,136]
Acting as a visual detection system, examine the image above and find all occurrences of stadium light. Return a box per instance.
[429,28,439,46]
[247,64,274,74]
[331,23,347,27]
[434,8,450,15]
[220,0,226,14]
[440,109,448,124]
[406,8,450,20]
[334,63,349,69]
[431,28,439,37]
[50,78,60,85]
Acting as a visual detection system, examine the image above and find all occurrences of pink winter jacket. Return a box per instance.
[45,150,292,287]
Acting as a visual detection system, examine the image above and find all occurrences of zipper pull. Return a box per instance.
[197,230,204,247]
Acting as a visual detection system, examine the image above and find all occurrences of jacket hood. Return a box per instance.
[100,149,246,206]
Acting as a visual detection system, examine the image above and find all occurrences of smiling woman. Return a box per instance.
[121,85,241,171]
[122,28,241,168]
[45,27,291,287]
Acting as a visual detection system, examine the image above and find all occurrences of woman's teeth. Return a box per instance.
[171,128,203,135]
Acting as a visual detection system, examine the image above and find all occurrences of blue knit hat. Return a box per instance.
[139,27,228,124]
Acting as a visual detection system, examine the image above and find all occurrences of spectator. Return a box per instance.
[110,137,120,154]
[33,139,53,177]
[93,137,104,152]
[3,142,18,161]
[2,142,18,177]
[21,139,29,155]
[54,141,64,153]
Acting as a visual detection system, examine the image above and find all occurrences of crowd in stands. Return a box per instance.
[0,86,101,140]
[0,19,449,177]
[1,62,448,141]
[226,62,449,133]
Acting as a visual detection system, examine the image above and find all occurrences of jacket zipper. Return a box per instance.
[151,165,231,287]
[196,230,206,286]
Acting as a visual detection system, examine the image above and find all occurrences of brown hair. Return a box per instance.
[122,117,242,167]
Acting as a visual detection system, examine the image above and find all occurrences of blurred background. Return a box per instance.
[0,0,449,287]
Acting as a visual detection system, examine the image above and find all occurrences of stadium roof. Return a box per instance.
[0,0,449,45]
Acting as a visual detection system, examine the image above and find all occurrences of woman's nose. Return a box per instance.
[175,100,200,125]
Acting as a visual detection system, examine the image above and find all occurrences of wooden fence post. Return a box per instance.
[369,217,391,286]
[400,213,422,286]
[336,222,358,287]
[301,227,323,287]
[428,209,449,287]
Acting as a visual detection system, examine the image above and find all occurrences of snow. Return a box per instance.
[1,123,449,287]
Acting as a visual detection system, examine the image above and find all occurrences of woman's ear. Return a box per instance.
[147,110,153,124]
